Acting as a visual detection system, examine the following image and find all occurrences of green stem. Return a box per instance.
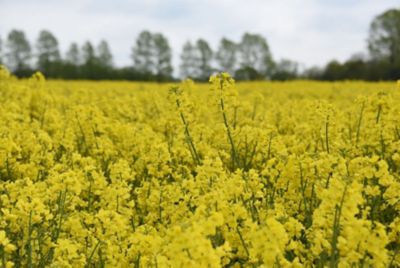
[329,183,348,268]
[1,246,5,268]
[376,105,382,124]
[176,99,201,165]
[267,133,273,160]
[86,240,101,267]
[27,211,33,268]
[221,98,239,169]
[236,226,250,258]
[356,102,364,144]
[325,115,330,154]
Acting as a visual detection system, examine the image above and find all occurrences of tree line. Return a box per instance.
[0,8,399,81]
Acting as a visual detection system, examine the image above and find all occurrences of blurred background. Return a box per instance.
[0,0,399,81]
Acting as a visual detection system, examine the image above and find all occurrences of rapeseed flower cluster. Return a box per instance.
[0,67,399,267]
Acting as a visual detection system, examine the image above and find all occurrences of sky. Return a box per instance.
[0,0,399,72]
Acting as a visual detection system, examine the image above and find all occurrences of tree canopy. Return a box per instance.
[1,8,399,81]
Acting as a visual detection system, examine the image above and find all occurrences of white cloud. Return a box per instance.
[0,0,399,72]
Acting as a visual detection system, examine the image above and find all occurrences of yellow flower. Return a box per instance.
[0,65,398,267]
[0,231,16,253]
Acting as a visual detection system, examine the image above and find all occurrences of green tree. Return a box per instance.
[94,40,114,79]
[180,39,213,80]
[342,58,368,80]
[271,59,298,80]
[65,42,81,66]
[180,41,198,79]
[153,33,173,80]
[5,29,31,72]
[62,42,81,79]
[81,41,97,79]
[303,66,323,80]
[36,30,61,75]
[368,8,400,65]
[196,39,213,80]
[97,40,113,68]
[322,60,345,81]
[235,66,263,81]
[82,41,96,65]
[238,33,274,79]
[0,35,3,65]
[132,31,154,75]
[216,38,237,75]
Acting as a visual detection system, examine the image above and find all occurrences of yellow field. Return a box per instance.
[0,67,399,267]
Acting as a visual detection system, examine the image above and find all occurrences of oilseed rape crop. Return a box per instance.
[0,66,399,267]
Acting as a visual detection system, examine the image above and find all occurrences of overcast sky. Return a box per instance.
[1,0,399,71]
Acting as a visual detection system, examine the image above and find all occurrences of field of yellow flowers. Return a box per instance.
[0,66,400,267]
